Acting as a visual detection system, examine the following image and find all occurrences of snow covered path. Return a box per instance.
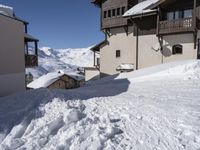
[1,61,200,150]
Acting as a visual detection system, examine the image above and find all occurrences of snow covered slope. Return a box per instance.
[1,60,200,150]
[26,47,94,79]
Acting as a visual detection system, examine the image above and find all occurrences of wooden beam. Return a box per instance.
[194,0,197,49]
[123,25,129,35]
[94,52,96,66]
[35,41,38,56]
[156,7,160,36]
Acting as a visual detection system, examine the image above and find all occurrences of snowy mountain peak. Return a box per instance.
[26,46,94,79]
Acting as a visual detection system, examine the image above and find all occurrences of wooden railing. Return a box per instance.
[25,54,38,67]
[159,18,194,35]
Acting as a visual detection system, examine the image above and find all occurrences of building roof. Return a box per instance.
[27,71,84,89]
[0,4,29,24]
[25,33,39,42]
[91,40,108,52]
[123,0,161,18]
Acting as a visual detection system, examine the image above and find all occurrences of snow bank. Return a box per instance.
[117,60,200,82]
[1,60,200,149]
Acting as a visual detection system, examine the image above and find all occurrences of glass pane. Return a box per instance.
[112,9,116,17]
[167,12,174,20]
[175,11,179,19]
[184,9,192,18]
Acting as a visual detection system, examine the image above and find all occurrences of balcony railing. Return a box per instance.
[25,54,38,67]
[159,18,194,35]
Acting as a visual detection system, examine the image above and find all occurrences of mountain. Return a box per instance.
[26,47,94,79]
[1,60,200,149]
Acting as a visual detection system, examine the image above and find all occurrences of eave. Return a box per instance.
[91,40,108,52]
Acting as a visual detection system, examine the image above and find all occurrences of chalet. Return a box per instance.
[0,4,38,96]
[86,0,200,80]
[27,71,85,90]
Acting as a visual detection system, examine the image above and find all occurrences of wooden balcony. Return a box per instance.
[159,18,194,35]
[25,54,38,68]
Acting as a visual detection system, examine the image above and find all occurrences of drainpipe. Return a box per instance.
[136,26,139,70]
[94,51,96,66]
[193,0,197,49]
[131,18,139,70]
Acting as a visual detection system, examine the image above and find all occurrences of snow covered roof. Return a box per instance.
[27,71,84,89]
[117,64,134,71]
[25,33,39,42]
[0,4,13,17]
[123,0,160,17]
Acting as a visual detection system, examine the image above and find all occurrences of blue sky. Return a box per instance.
[1,0,104,49]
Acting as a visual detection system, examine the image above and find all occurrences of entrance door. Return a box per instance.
[198,39,200,59]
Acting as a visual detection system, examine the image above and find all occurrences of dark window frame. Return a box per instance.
[121,7,126,15]
[116,50,121,58]
[112,9,116,17]
[103,11,107,18]
[108,10,111,18]
[172,44,183,55]
[117,8,121,16]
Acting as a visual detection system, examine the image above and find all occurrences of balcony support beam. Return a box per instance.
[35,41,38,56]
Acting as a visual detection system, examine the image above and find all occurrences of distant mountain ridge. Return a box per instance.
[26,46,94,79]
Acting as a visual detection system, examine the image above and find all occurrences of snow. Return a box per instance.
[27,71,64,89]
[123,0,159,17]
[27,71,84,89]
[26,46,94,79]
[0,4,13,17]
[1,60,200,149]
[116,63,134,70]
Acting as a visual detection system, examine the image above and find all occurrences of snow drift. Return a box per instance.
[1,60,200,150]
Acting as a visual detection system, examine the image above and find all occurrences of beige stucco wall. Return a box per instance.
[100,27,136,76]
[138,35,162,69]
[162,34,197,63]
[99,26,198,77]
[85,68,100,81]
[0,15,25,96]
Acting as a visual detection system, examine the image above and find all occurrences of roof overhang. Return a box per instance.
[24,33,39,42]
[124,9,158,19]
[0,13,29,24]
[90,40,108,52]
[123,0,166,19]
[91,0,106,7]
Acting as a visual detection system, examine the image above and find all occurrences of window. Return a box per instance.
[112,9,116,17]
[121,7,126,15]
[167,12,174,20]
[108,10,111,17]
[116,50,121,58]
[97,58,100,66]
[104,11,107,18]
[166,9,192,21]
[172,44,183,55]
[117,8,120,16]
[184,9,192,18]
